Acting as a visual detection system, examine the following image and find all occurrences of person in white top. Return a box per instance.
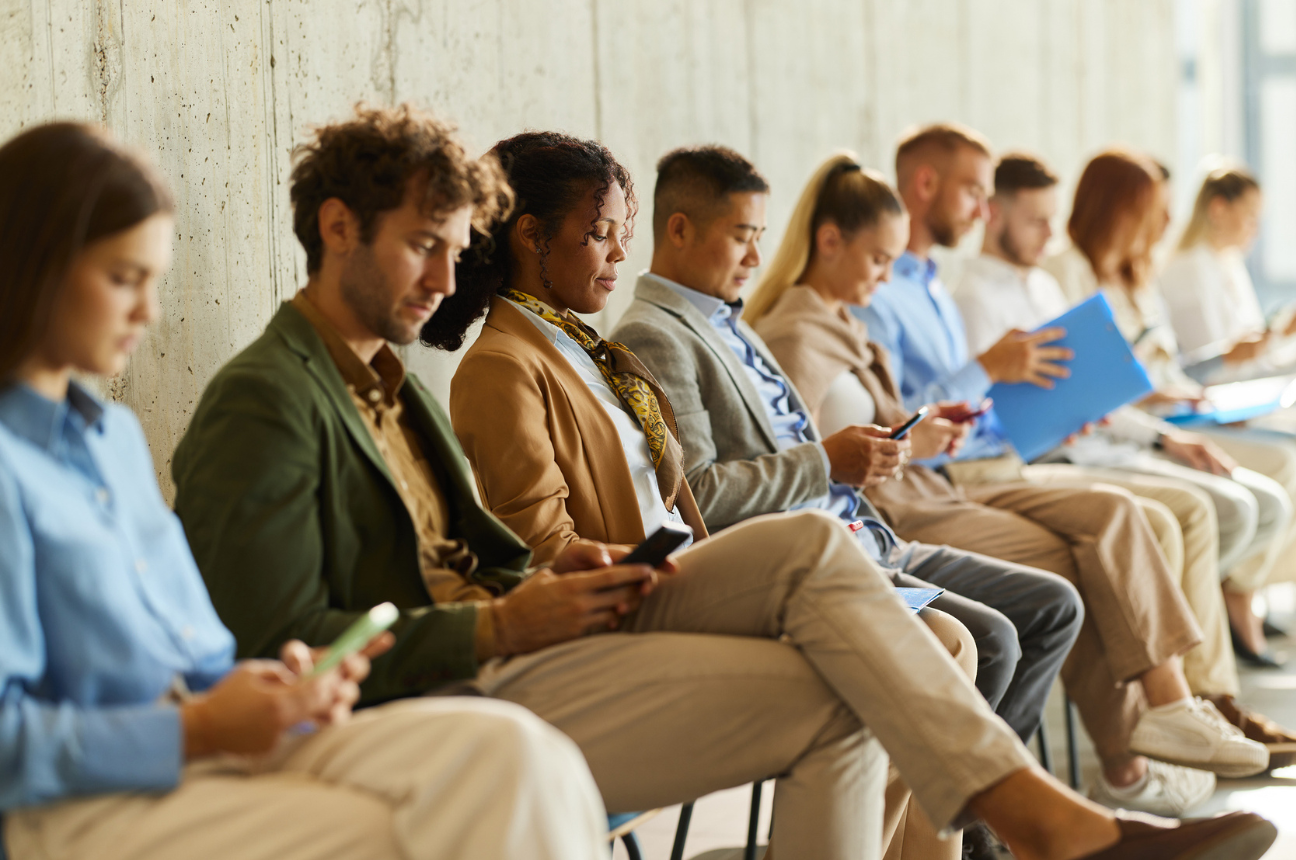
[1161,164,1296,380]
[1043,149,1296,668]
[955,153,1069,356]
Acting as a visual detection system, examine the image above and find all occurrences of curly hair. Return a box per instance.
[290,103,513,274]
[420,131,636,351]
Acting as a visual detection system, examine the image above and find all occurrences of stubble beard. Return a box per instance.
[339,245,418,345]
[999,228,1033,268]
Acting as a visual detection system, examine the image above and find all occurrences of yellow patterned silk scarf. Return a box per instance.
[504,289,685,510]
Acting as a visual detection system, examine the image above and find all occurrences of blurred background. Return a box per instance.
[0,0,1291,494]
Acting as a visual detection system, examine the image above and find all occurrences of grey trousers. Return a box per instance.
[888,541,1084,744]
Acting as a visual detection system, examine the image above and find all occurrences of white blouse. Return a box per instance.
[817,371,878,437]
[1160,245,1265,354]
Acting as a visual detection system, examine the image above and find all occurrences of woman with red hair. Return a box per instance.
[1044,149,1296,671]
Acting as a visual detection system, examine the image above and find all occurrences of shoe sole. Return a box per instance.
[1129,746,1268,779]
[1182,818,1277,860]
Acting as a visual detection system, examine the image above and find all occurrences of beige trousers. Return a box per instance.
[478,511,1033,860]
[1024,464,1239,698]
[874,475,1201,768]
[3,698,608,860]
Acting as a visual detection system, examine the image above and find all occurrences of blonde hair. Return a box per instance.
[1177,163,1261,251]
[747,151,903,323]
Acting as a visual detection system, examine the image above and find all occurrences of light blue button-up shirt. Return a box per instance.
[0,382,235,825]
[855,252,1007,462]
[644,273,895,557]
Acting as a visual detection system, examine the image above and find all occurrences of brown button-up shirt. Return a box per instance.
[292,291,500,659]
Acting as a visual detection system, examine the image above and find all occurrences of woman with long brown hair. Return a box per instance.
[1044,148,1296,667]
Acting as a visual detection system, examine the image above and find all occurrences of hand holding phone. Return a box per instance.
[308,602,399,678]
[889,407,930,440]
[620,522,693,568]
[947,399,992,424]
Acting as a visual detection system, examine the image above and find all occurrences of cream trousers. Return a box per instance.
[4,698,608,860]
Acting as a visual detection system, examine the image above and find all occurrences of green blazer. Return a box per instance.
[173,302,531,704]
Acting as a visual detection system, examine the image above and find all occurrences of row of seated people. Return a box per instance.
[949,147,1296,675]
[0,107,1285,860]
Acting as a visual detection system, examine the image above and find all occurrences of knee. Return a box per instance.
[1037,574,1084,644]
[920,607,978,682]
[1214,487,1259,539]
[975,607,1023,674]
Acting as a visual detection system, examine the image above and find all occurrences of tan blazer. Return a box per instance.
[450,297,707,564]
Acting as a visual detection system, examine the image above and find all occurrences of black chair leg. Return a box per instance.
[620,832,644,860]
[1035,716,1054,774]
[1064,694,1081,789]
[669,802,695,860]
[745,780,763,860]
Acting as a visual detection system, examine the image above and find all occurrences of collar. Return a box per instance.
[291,291,405,408]
[0,380,105,454]
[504,295,563,345]
[892,251,939,287]
[640,271,741,324]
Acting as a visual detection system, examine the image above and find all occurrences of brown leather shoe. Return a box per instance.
[1207,694,1296,769]
[1078,810,1276,860]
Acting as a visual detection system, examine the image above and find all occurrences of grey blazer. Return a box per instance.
[612,274,842,531]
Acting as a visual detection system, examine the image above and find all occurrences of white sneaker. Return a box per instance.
[1089,759,1215,816]
[1130,697,1270,777]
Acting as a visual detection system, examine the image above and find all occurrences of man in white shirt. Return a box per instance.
[955,153,1068,355]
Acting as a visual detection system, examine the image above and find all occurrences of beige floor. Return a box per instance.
[614,585,1296,860]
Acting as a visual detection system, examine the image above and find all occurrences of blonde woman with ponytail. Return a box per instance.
[752,151,1294,816]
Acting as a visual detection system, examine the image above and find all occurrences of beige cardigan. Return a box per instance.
[753,285,971,528]
[450,296,707,564]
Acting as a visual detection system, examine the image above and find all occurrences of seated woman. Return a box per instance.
[1043,149,1296,667]
[0,122,610,860]
[744,152,1289,813]
[1161,163,1296,380]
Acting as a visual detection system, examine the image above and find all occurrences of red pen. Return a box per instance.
[848,520,865,533]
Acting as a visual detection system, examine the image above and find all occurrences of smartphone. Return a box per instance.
[889,406,930,440]
[308,602,399,678]
[951,398,993,424]
[620,522,694,568]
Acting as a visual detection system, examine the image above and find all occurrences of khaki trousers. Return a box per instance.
[478,511,1033,860]
[3,698,608,860]
[1024,464,1239,698]
[882,477,1201,768]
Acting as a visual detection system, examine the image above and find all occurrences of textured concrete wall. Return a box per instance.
[0,0,1177,497]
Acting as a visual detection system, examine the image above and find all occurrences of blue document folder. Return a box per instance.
[987,294,1154,462]
[897,587,944,613]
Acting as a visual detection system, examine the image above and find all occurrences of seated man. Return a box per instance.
[169,104,1258,860]
[611,142,1266,817]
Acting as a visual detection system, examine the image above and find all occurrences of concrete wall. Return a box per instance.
[1,0,1178,497]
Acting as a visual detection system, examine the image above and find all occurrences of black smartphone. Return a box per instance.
[621,522,694,567]
[889,406,930,440]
